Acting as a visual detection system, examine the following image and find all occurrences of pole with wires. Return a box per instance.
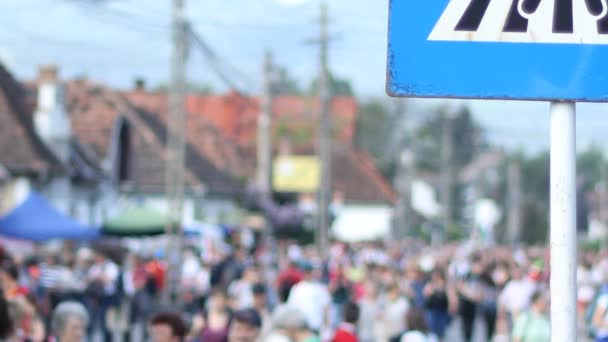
[317,1,331,261]
[164,0,187,306]
[258,49,275,255]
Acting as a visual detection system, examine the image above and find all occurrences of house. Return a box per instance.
[121,85,395,241]
[60,75,247,225]
[0,64,106,226]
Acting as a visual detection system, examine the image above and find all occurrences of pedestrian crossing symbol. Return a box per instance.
[387,0,608,101]
[429,0,608,44]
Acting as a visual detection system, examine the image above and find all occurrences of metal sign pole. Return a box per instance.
[549,101,577,342]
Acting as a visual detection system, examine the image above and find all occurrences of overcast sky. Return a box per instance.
[2,0,608,154]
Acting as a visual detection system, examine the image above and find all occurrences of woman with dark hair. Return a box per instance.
[423,269,452,341]
[0,296,15,341]
[188,288,231,342]
[397,308,437,342]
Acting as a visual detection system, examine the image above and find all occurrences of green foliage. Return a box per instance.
[580,238,603,253]
[272,66,303,95]
[512,147,608,245]
[445,223,466,242]
[292,126,313,145]
[414,106,485,174]
[577,144,606,191]
[409,224,431,243]
[512,151,549,244]
[309,72,354,96]
[354,98,407,181]
[520,198,548,244]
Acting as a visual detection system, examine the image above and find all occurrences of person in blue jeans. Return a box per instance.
[424,269,451,341]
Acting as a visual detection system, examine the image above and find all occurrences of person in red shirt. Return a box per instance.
[146,259,167,293]
[276,261,303,302]
[332,301,359,342]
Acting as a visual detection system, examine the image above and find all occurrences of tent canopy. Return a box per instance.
[102,207,169,237]
[0,191,99,242]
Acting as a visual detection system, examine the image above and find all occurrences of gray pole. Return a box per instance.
[439,111,453,244]
[317,1,331,260]
[507,161,522,245]
[164,0,187,306]
[396,149,415,240]
[257,50,273,194]
[258,50,275,255]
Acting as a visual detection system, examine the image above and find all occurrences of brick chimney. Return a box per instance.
[38,65,58,85]
[34,65,71,162]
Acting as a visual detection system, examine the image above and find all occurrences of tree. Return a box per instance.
[413,105,485,174]
[272,66,303,95]
[308,72,354,96]
[516,151,550,244]
[354,98,407,180]
[577,144,605,191]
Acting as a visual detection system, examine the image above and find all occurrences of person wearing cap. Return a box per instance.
[287,262,331,334]
[228,309,262,342]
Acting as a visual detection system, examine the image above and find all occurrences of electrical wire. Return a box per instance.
[187,26,254,95]
[0,18,106,49]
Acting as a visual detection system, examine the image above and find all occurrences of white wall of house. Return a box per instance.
[332,203,393,242]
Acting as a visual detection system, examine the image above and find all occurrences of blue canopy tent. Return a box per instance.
[0,191,100,241]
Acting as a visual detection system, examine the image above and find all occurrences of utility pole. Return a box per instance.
[317,1,331,260]
[507,161,522,246]
[439,110,453,245]
[164,0,187,306]
[396,148,415,239]
[258,49,274,255]
[257,50,273,194]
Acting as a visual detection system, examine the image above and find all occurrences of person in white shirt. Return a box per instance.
[380,281,410,341]
[287,262,331,333]
[228,265,260,310]
[498,267,536,322]
[86,252,119,341]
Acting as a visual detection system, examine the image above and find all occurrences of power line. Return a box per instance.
[67,1,170,34]
[0,19,106,49]
[187,26,254,94]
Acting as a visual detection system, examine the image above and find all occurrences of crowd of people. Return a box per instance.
[1,233,608,342]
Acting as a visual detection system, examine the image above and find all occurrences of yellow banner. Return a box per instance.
[273,156,320,192]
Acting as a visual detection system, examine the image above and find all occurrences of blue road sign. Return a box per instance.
[387,0,608,101]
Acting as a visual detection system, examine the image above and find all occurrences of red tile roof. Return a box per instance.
[124,91,255,179]
[184,92,357,146]
[66,81,243,195]
[122,89,394,204]
[0,65,61,175]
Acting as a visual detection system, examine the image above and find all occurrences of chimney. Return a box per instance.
[38,65,58,85]
[34,64,71,162]
[134,78,146,91]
